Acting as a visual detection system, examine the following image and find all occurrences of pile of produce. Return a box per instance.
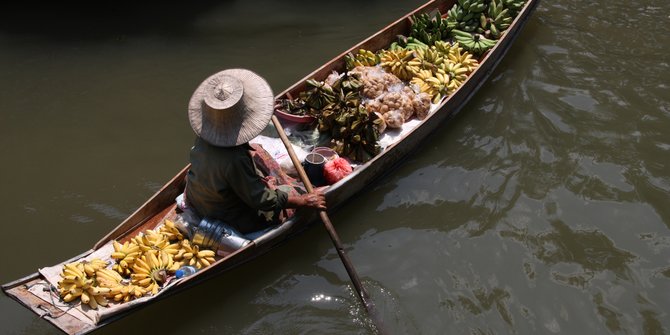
[352,66,432,130]
[56,219,217,309]
[277,0,526,163]
[444,0,525,55]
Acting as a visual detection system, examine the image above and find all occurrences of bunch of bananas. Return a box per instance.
[380,49,416,81]
[158,219,184,242]
[328,105,382,163]
[174,240,217,269]
[57,261,110,309]
[131,250,180,295]
[410,69,451,104]
[96,268,147,303]
[411,47,446,69]
[478,0,513,39]
[55,218,220,309]
[447,44,480,73]
[451,29,497,55]
[393,36,429,51]
[504,0,526,16]
[81,258,109,277]
[344,49,380,71]
[134,229,180,256]
[433,40,455,55]
[408,10,450,45]
[458,0,488,14]
[110,240,140,276]
[446,3,478,32]
[440,62,469,94]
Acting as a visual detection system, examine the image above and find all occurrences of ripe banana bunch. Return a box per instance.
[175,239,217,269]
[96,268,147,302]
[57,262,92,302]
[433,40,455,56]
[414,47,445,68]
[111,240,141,276]
[134,229,181,257]
[410,70,437,96]
[80,285,110,310]
[131,250,179,295]
[81,258,109,277]
[380,49,416,81]
[109,283,147,303]
[410,69,450,104]
[439,63,467,94]
[158,219,184,242]
[95,268,125,288]
[448,46,480,74]
[57,262,109,309]
[344,49,380,71]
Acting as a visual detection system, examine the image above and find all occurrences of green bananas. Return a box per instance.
[504,0,526,16]
[409,10,450,45]
[458,0,488,14]
[477,0,513,39]
[450,29,497,55]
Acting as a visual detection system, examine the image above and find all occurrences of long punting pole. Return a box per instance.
[271,115,387,334]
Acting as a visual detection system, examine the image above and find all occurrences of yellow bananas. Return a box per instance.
[96,268,147,302]
[380,49,416,81]
[56,219,219,308]
[158,219,184,242]
[174,240,217,269]
[56,261,109,309]
[111,240,141,276]
[131,250,177,295]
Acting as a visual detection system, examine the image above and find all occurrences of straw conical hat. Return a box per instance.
[188,69,274,147]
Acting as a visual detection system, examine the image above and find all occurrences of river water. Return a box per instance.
[1,1,669,334]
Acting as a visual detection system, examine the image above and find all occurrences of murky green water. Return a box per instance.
[1,1,669,334]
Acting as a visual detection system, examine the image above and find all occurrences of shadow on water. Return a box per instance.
[501,219,636,283]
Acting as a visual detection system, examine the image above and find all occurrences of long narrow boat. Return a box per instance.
[2,0,539,333]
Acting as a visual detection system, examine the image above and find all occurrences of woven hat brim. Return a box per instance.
[188,69,274,147]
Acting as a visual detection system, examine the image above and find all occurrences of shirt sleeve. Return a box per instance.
[224,148,288,211]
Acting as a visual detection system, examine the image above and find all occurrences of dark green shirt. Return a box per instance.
[185,137,288,233]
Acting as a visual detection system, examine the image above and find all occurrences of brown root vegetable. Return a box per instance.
[413,92,432,120]
[383,110,405,129]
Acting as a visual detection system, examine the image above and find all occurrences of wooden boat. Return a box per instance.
[2,0,539,333]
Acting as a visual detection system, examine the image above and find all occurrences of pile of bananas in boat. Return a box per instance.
[378,39,480,103]
[56,220,217,309]
[276,0,528,163]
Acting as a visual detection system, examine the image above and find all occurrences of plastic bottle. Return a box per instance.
[175,265,198,279]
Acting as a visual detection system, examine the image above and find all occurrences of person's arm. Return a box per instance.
[226,146,326,211]
[287,187,327,210]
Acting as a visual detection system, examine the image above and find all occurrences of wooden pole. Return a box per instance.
[271,115,387,334]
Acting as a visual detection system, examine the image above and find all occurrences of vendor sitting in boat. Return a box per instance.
[180,68,326,240]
